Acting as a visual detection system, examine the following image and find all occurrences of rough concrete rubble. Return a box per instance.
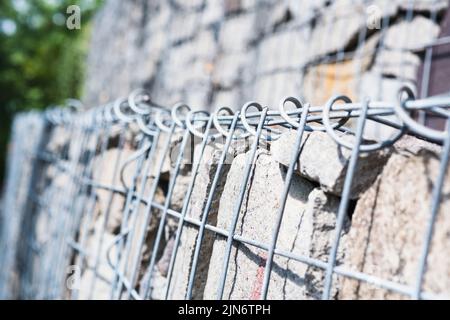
[203,150,347,299]
[271,131,392,198]
[340,145,450,300]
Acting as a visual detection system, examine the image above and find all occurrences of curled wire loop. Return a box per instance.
[136,116,159,136]
[128,88,152,115]
[393,86,449,142]
[323,95,405,152]
[155,109,173,133]
[278,96,307,129]
[119,141,153,190]
[213,107,248,139]
[40,88,450,146]
[113,98,138,124]
[279,96,350,132]
[171,103,191,129]
[185,110,211,139]
[241,101,278,141]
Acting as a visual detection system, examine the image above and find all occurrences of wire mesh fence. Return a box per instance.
[1,89,449,300]
[1,0,450,300]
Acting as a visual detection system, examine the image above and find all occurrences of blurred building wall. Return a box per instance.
[83,0,448,117]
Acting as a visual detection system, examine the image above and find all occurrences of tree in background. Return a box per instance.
[0,0,102,186]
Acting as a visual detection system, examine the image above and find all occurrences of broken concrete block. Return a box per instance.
[170,173,193,212]
[149,130,195,179]
[203,150,347,299]
[384,16,440,51]
[393,134,442,156]
[340,148,450,299]
[271,131,391,198]
[138,236,176,300]
[167,142,236,299]
[139,268,167,300]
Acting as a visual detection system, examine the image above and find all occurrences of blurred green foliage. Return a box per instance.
[0,0,102,185]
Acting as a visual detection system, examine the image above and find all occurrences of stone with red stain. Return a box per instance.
[340,147,450,299]
[203,150,345,299]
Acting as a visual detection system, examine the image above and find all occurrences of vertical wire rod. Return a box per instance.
[163,116,215,299]
[122,129,166,300]
[260,103,310,299]
[215,108,269,300]
[110,137,151,299]
[322,98,370,300]
[143,128,191,299]
[88,123,128,299]
[184,113,240,300]
[116,129,161,299]
[413,119,450,299]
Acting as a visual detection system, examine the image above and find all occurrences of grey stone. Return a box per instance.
[287,0,329,18]
[257,30,309,74]
[359,70,416,103]
[212,52,254,89]
[307,0,397,60]
[139,268,168,300]
[78,217,117,300]
[149,130,197,179]
[94,148,133,233]
[253,72,302,109]
[359,71,415,141]
[271,131,391,198]
[302,32,380,104]
[373,50,421,81]
[162,30,216,91]
[383,16,440,51]
[210,89,241,111]
[219,13,258,53]
[168,11,202,44]
[167,142,236,299]
[203,150,346,299]
[184,88,213,110]
[201,0,224,26]
[340,148,450,299]
[399,0,448,12]
[393,135,442,155]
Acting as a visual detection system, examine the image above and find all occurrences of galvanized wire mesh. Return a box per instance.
[1,90,449,300]
[1,0,450,300]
